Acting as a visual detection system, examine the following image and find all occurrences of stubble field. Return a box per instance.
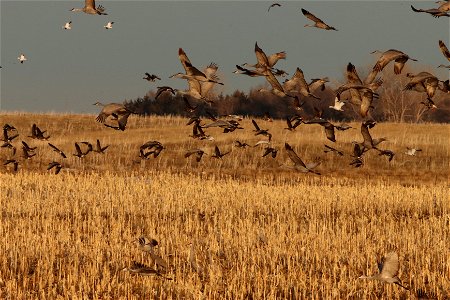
[0,113,448,299]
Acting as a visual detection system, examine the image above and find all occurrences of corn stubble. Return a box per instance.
[0,113,449,299]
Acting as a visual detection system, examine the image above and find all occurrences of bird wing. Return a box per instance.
[74,143,82,154]
[301,8,324,23]
[214,146,221,156]
[86,0,95,9]
[346,63,363,84]
[380,252,400,279]
[267,51,286,68]
[254,42,270,68]
[393,56,408,74]
[264,69,285,93]
[285,143,306,168]
[324,123,336,142]
[203,62,218,78]
[360,123,374,146]
[439,40,450,61]
[252,119,261,131]
[178,48,192,73]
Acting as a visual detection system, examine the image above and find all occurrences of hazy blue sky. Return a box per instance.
[0,1,448,113]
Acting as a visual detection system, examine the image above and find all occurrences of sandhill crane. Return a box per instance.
[93,102,133,130]
[185,149,207,162]
[242,42,286,69]
[4,159,19,172]
[359,251,409,290]
[123,261,172,280]
[309,77,329,92]
[268,3,281,12]
[324,145,343,156]
[143,73,161,82]
[301,8,337,30]
[173,48,223,84]
[211,145,230,159]
[47,161,62,174]
[104,21,114,29]
[411,5,449,17]
[403,72,439,98]
[48,143,67,158]
[436,0,450,11]
[371,49,417,74]
[70,0,107,15]
[62,21,72,30]
[335,83,379,118]
[359,120,380,152]
[136,236,168,272]
[283,68,321,99]
[405,147,422,156]
[18,53,27,64]
[284,143,321,174]
[137,236,158,252]
[438,40,450,68]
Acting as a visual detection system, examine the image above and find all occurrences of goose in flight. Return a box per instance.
[304,119,336,142]
[4,159,19,172]
[73,142,90,158]
[211,145,230,159]
[324,145,344,156]
[359,251,408,290]
[411,5,449,17]
[301,8,337,31]
[47,161,62,174]
[284,143,321,175]
[48,143,67,158]
[70,0,107,15]
[29,124,50,140]
[403,72,439,98]
[22,145,36,159]
[438,40,450,68]
[18,53,27,64]
[104,21,114,29]
[62,21,72,30]
[371,49,417,74]
[262,147,277,158]
[252,119,272,141]
[93,139,109,153]
[268,3,281,12]
[155,86,177,99]
[234,140,251,148]
[284,116,302,131]
[185,149,207,162]
[143,73,161,82]
[21,141,36,153]
[420,97,438,110]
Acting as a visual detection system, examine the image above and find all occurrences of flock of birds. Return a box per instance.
[0,0,448,294]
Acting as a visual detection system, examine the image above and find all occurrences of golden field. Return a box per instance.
[0,113,449,299]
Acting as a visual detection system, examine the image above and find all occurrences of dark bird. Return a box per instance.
[1,141,16,155]
[122,261,172,280]
[22,145,36,159]
[94,139,109,153]
[47,161,62,174]
[252,119,272,141]
[184,149,207,162]
[73,142,89,158]
[21,141,36,153]
[211,145,230,159]
[140,141,165,158]
[262,147,277,158]
[4,159,19,172]
[29,124,50,140]
[304,119,336,142]
[183,96,198,113]
[143,73,161,82]
[378,149,395,162]
[324,145,343,156]
[268,3,281,12]
[234,140,251,148]
[284,116,302,131]
[335,123,353,131]
[301,8,337,30]
[155,86,177,99]
[420,98,437,110]
[48,143,67,158]
[284,143,321,174]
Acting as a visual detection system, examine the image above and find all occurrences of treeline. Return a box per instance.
[125,66,450,123]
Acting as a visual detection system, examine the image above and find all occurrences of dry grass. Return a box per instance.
[0,113,449,299]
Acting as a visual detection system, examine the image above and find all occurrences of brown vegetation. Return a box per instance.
[0,113,449,299]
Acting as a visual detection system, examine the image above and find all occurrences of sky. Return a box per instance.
[0,0,448,113]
